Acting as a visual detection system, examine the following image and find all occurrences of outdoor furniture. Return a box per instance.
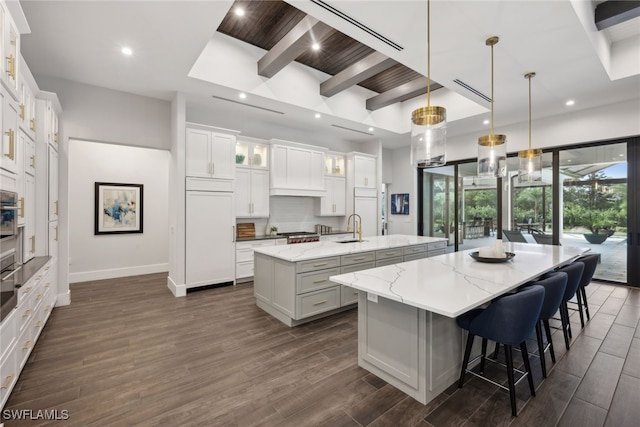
[503,229,528,243]
[532,234,555,245]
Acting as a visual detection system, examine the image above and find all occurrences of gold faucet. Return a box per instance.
[346,213,363,242]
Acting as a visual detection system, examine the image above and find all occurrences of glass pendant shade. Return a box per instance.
[518,148,543,183]
[478,134,507,177]
[411,106,446,167]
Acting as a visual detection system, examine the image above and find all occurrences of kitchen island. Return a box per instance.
[252,235,448,327]
[329,242,590,405]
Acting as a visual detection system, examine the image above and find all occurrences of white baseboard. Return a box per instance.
[167,276,186,297]
[55,289,71,306]
[69,263,169,283]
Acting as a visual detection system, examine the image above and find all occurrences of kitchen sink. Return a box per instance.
[336,239,367,243]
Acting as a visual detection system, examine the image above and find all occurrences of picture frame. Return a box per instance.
[95,182,143,235]
[390,193,410,215]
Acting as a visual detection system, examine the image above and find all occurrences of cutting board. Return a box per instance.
[237,223,255,238]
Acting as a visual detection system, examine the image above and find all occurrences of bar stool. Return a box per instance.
[522,272,568,378]
[574,253,600,326]
[456,285,545,417]
[553,262,585,350]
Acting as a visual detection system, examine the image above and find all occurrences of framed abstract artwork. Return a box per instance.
[390,193,409,215]
[95,182,143,235]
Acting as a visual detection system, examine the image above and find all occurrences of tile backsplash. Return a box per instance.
[237,196,344,235]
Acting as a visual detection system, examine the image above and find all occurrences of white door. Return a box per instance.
[355,197,378,238]
[185,128,211,178]
[210,133,235,180]
[235,168,251,217]
[186,191,235,287]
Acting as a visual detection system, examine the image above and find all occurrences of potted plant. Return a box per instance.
[270,226,278,236]
[583,210,616,244]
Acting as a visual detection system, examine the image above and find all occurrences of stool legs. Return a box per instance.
[480,338,488,373]
[535,322,547,378]
[458,332,475,388]
[504,345,517,417]
[581,286,591,321]
[520,341,536,397]
[543,319,556,363]
[575,290,585,328]
[559,302,571,350]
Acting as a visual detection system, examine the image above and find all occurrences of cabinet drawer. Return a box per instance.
[0,309,17,362]
[340,261,375,274]
[403,244,427,255]
[341,285,359,306]
[296,257,340,273]
[0,347,18,407]
[186,177,233,192]
[341,251,375,266]
[16,324,34,370]
[236,261,254,279]
[296,286,340,319]
[375,256,403,267]
[296,268,340,294]
[427,248,446,257]
[376,248,404,260]
[403,252,427,262]
[236,240,276,250]
[427,240,447,251]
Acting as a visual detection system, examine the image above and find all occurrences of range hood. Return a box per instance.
[270,188,326,197]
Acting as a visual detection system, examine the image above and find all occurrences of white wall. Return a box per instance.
[68,140,169,282]
[386,146,417,236]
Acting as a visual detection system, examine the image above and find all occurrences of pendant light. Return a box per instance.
[410,0,446,168]
[477,36,506,177]
[518,72,542,183]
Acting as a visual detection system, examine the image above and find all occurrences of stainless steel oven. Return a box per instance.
[1,248,19,322]
[277,232,320,244]
[1,189,19,240]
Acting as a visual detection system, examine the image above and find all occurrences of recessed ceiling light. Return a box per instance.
[239,92,247,99]
[368,127,374,132]
[483,119,490,125]
[566,100,575,106]
[619,153,624,157]
[315,113,321,119]
[121,47,133,56]
[311,43,320,51]
[567,159,572,162]
[234,7,245,17]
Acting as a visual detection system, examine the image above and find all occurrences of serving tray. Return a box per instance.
[469,251,516,263]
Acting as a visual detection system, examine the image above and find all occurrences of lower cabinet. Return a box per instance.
[235,238,287,281]
[0,258,56,410]
[254,241,446,327]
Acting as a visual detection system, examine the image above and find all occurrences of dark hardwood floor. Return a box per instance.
[2,273,639,426]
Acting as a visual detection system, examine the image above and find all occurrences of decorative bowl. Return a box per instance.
[235,154,245,164]
[469,251,516,263]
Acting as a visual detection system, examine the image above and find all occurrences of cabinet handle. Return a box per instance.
[31,235,35,253]
[23,286,32,294]
[30,155,36,169]
[353,257,366,261]
[22,340,32,350]
[1,374,14,389]
[313,279,327,284]
[4,129,14,159]
[313,262,328,267]
[353,291,359,295]
[54,132,59,143]
[19,103,24,120]
[55,226,59,241]
[211,163,215,175]
[232,226,235,242]
[30,117,36,131]
[313,300,328,306]
[35,321,43,328]
[385,252,397,256]
[19,197,24,218]
[54,200,59,215]
[6,53,15,79]
[22,309,32,318]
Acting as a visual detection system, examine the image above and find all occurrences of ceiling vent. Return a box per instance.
[211,96,285,115]
[453,79,492,103]
[310,0,403,51]
[331,124,373,135]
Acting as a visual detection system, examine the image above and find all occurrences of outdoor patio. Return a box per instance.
[455,232,627,284]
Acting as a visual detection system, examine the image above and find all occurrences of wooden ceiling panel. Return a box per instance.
[217,0,438,97]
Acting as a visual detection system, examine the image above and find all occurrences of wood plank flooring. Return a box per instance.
[2,274,639,426]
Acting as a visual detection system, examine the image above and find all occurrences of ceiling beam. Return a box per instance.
[320,52,397,97]
[258,15,333,78]
[595,0,640,30]
[366,77,443,111]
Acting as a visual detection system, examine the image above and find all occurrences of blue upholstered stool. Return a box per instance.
[553,262,585,350]
[456,285,545,417]
[574,253,600,326]
[521,272,568,378]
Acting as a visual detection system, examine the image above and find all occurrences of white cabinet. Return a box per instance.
[324,152,345,176]
[22,172,35,262]
[236,239,286,281]
[48,221,58,259]
[235,139,269,168]
[0,87,18,174]
[354,155,377,189]
[235,168,269,218]
[185,189,235,288]
[48,145,58,222]
[18,61,37,141]
[269,141,326,197]
[186,126,236,180]
[354,196,378,238]
[318,176,346,216]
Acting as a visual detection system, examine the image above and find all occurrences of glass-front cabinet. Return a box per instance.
[236,139,269,169]
[324,152,345,176]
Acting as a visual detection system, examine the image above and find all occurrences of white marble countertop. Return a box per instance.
[252,235,448,262]
[329,242,590,318]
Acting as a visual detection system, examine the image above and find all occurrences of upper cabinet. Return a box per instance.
[186,124,238,181]
[324,152,345,176]
[354,154,377,189]
[18,56,37,141]
[236,138,269,169]
[269,140,326,197]
[1,86,19,174]
[35,93,61,150]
